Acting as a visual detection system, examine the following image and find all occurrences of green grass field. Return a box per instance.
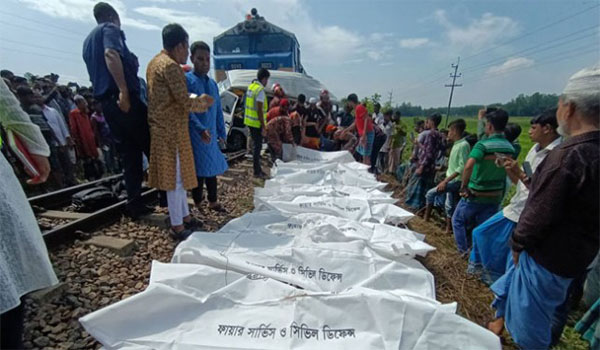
[402,116,534,163]
[399,116,534,207]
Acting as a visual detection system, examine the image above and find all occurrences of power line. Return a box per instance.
[401,47,597,107]
[401,33,599,101]
[394,71,453,98]
[407,65,452,85]
[462,46,599,85]
[402,45,598,106]
[392,64,457,97]
[0,46,89,83]
[0,20,81,41]
[379,3,598,105]
[2,38,81,56]
[462,3,600,62]
[0,18,156,55]
[0,46,82,64]
[0,10,84,35]
[531,46,599,68]
[462,25,599,74]
[468,43,600,82]
[396,25,599,101]
[460,34,599,79]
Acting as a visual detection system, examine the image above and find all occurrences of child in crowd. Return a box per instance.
[387,111,407,174]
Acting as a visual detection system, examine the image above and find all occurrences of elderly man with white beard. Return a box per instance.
[487,65,600,349]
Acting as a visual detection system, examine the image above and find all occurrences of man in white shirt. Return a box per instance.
[377,110,394,172]
[42,104,70,146]
[372,102,384,127]
[38,96,77,187]
[468,108,562,285]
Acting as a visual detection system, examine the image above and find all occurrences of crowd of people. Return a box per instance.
[0,70,122,191]
[0,1,598,349]
[250,58,599,349]
[396,65,599,348]
[255,85,409,178]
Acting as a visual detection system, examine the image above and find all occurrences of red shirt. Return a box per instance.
[267,106,287,123]
[269,96,281,110]
[355,104,373,136]
[69,108,98,159]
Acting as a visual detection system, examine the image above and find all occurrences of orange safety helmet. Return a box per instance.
[325,125,337,134]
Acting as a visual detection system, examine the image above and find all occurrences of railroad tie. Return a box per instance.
[226,168,247,174]
[85,235,137,257]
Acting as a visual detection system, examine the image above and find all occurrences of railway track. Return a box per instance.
[32,150,248,247]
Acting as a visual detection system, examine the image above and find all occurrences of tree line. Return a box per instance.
[390,92,559,117]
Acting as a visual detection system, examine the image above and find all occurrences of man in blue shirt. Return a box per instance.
[186,41,229,212]
[82,2,152,219]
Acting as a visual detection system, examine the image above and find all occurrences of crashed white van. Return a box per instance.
[218,69,338,151]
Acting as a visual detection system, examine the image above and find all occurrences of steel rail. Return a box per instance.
[42,149,249,246]
[29,174,123,210]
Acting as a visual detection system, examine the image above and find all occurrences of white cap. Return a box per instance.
[309,97,317,104]
[563,64,600,96]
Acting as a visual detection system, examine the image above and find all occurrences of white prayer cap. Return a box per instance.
[562,64,600,96]
[74,94,86,102]
[309,97,317,104]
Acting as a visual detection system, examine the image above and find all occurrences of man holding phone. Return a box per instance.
[451,108,514,255]
[489,65,599,350]
[468,109,562,285]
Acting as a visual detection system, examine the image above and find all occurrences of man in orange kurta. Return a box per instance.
[146,23,212,239]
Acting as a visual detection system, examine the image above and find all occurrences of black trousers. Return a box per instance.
[370,133,387,169]
[267,144,279,163]
[249,126,263,175]
[1,300,24,349]
[291,126,301,145]
[100,94,163,212]
[191,176,218,204]
[55,146,76,186]
[82,157,103,181]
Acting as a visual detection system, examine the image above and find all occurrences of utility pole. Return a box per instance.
[444,57,462,127]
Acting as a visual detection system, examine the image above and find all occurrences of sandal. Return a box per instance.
[209,203,227,213]
[170,227,193,240]
[184,217,203,230]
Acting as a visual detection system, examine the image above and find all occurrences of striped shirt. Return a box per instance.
[468,133,514,203]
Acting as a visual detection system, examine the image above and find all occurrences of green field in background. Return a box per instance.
[399,116,535,206]
[401,116,534,164]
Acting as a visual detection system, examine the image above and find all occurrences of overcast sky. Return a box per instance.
[1,0,598,107]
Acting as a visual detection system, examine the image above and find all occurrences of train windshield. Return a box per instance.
[255,34,293,53]
[215,35,250,54]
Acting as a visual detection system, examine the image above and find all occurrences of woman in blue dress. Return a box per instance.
[186,41,228,211]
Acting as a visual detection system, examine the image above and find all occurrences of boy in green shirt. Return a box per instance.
[424,119,470,233]
[452,108,514,254]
